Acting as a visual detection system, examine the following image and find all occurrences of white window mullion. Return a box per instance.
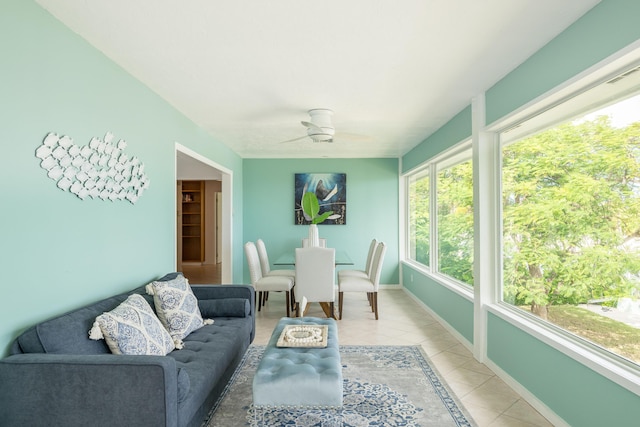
[472,93,499,363]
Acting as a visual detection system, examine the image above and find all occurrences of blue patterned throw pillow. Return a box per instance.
[146,274,213,349]
[89,294,175,355]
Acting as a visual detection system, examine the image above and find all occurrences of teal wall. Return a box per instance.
[0,0,243,356]
[486,0,640,125]
[243,158,399,285]
[402,105,471,173]
[401,1,640,425]
[402,264,473,343]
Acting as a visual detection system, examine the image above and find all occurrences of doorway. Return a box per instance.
[175,144,233,284]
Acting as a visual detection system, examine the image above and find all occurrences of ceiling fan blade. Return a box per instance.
[301,121,323,132]
[279,135,308,144]
[333,132,373,142]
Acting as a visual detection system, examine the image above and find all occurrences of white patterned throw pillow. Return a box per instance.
[146,274,213,349]
[89,294,175,355]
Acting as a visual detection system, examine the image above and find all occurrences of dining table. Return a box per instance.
[273,249,354,266]
[273,249,353,318]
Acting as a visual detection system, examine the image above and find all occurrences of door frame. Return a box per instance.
[175,143,233,283]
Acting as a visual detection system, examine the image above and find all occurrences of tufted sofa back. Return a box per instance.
[11,287,152,355]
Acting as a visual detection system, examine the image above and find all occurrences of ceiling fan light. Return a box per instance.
[307,125,335,141]
[309,133,333,143]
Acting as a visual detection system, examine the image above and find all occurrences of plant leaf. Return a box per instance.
[302,192,319,218]
[313,211,334,224]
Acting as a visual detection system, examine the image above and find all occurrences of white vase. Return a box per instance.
[308,224,320,247]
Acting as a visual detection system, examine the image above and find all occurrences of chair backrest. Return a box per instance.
[369,242,387,291]
[295,247,335,302]
[302,238,327,248]
[364,238,378,277]
[244,241,263,285]
[255,239,272,276]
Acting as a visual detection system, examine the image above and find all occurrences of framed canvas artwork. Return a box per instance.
[295,173,346,225]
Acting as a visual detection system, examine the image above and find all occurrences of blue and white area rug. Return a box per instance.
[204,345,476,426]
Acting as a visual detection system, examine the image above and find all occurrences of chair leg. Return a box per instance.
[329,302,336,319]
[338,292,343,320]
[257,292,262,311]
[296,302,300,317]
[369,292,375,312]
[265,291,269,301]
[373,292,379,320]
[285,291,290,317]
[290,287,296,311]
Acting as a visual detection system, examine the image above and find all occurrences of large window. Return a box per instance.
[501,68,640,365]
[407,145,474,287]
[437,155,474,285]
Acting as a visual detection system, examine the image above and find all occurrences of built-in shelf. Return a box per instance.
[180,180,204,262]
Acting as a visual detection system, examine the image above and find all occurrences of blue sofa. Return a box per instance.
[0,275,255,427]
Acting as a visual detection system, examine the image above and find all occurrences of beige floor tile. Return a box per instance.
[488,414,545,427]
[444,366,493,389]
[446,378,479,398]
[475,376,522,400]
[460,357,496,376]
[419,334,462,356]
[464,402,501,426]
[447,342,473,357]
[430,350,474,374]
[463,387,520,414]
[503,400,555,427]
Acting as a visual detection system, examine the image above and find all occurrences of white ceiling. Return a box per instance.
[36,0,600,159]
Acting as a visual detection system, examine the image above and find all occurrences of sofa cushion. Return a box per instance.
[199,298,250,318]
[89,294,175,356]
[146,274,211,348]
[169,317,253,421]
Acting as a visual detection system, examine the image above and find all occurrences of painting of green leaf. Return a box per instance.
[295,173,346,225]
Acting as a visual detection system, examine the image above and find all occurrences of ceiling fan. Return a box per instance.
[280,109,368,144]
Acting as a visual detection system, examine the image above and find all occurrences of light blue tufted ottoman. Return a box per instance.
[253,317,343,409]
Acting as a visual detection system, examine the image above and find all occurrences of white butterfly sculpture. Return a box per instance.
[35,131,150,204]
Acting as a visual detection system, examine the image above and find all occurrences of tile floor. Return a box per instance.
[253,289,554,427]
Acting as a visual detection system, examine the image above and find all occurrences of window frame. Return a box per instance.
[402,43,640,395]
[404,140,474,292]
[406,165,431,268]
[486,48,640,394]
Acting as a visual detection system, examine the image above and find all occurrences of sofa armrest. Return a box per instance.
[0,353,179,427]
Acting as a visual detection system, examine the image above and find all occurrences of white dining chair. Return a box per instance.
[256,239,296,310]
[294,246,336,318]
[244,241,294,316]
[337,238,378,280]
[301,238,327,248]
[338,242,386,320]
[256,239,296,279]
